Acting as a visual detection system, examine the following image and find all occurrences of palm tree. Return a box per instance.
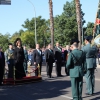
[49,0,54,49]
[75,0,82,49]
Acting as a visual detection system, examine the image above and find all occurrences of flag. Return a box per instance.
[93,0,100,38]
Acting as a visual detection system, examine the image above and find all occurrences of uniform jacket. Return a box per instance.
[45,49,55,63]
[66,49,86,78]
[5,49,14,62]
[33,49,43,64]
[82,43,97,69]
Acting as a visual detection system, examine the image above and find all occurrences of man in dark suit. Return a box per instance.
[64,45,71,75]
[45,44,55,78]
[54,42,62,77]
[33,44,42,76]
[0,47,5,85]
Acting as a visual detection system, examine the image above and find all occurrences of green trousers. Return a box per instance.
[71,77,83,100]
[85,68,95,94]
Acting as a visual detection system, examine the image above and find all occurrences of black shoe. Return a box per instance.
[57,75,63,77]
[50,76,54,78]
[59,75,63,77]
[86,93,94,96]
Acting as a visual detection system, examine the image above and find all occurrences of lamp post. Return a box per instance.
[27,0,37,45]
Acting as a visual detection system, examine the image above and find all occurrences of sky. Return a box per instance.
[0,0,99,35]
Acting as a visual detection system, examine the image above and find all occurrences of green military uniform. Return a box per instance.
[82,40,97,95]
[5,48,14,78]
[66,39,86,100]
[23,49,28,73]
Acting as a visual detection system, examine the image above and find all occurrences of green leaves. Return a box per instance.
[0,33,10,51]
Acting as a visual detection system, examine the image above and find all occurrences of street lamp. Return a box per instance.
[27,0,37,45]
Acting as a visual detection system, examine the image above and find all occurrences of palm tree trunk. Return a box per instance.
[49,0,54,49]
[75,0,82,49]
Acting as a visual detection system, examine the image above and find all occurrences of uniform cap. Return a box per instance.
[84,36,93,41]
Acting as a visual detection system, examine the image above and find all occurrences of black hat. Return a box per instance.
[16,38,21,41]
[8,43,12,45]
[84,36,93,41]
[70,39,80,45]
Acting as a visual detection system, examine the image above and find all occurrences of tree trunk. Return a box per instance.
[75,0,82,49]
[49,0,54,49]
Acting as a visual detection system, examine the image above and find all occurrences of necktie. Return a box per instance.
[49,49,52,52]
[38,50,41,55]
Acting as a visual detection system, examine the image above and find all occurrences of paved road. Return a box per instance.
[0,64,100,100]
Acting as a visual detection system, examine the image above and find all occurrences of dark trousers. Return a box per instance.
[0,66,4,84]
[85,68,95,94]
[46,62,53,77]
[71,77,83,100]
[8,59,14,78]
[15,61,26,79]
[55,61,62,76]
[23,61,27,73]
[35,63,42,76]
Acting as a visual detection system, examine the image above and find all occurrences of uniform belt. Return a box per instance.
[86,56,95,58]
[74,64,81,66]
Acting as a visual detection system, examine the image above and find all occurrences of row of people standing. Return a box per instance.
[44,42,71,78]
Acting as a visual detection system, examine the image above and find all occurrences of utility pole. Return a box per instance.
[27,0,37,45]
[75,0,82,49]
[49,0,54,49]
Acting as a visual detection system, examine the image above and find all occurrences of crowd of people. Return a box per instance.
[0,36,100,100]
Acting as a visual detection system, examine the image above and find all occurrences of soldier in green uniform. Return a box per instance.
[5,43,14,78]
[66,39,86,100]
[23,45,28,73]
[82,36,97,95]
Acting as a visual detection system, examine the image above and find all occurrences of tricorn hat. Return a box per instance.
[84,36,93,41]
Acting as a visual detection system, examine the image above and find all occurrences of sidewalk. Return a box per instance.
[97,64,100,68]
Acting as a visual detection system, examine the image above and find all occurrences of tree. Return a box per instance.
[85,22,94,36]
[75,0,82,49]
[0,33,10,51]
[54,1,84,46]
[20,31,35,48]
[22,16,51,47]
[49,0,54,49]
[10,31,21,43]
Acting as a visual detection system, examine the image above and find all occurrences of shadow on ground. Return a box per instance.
[0,78,71,100]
